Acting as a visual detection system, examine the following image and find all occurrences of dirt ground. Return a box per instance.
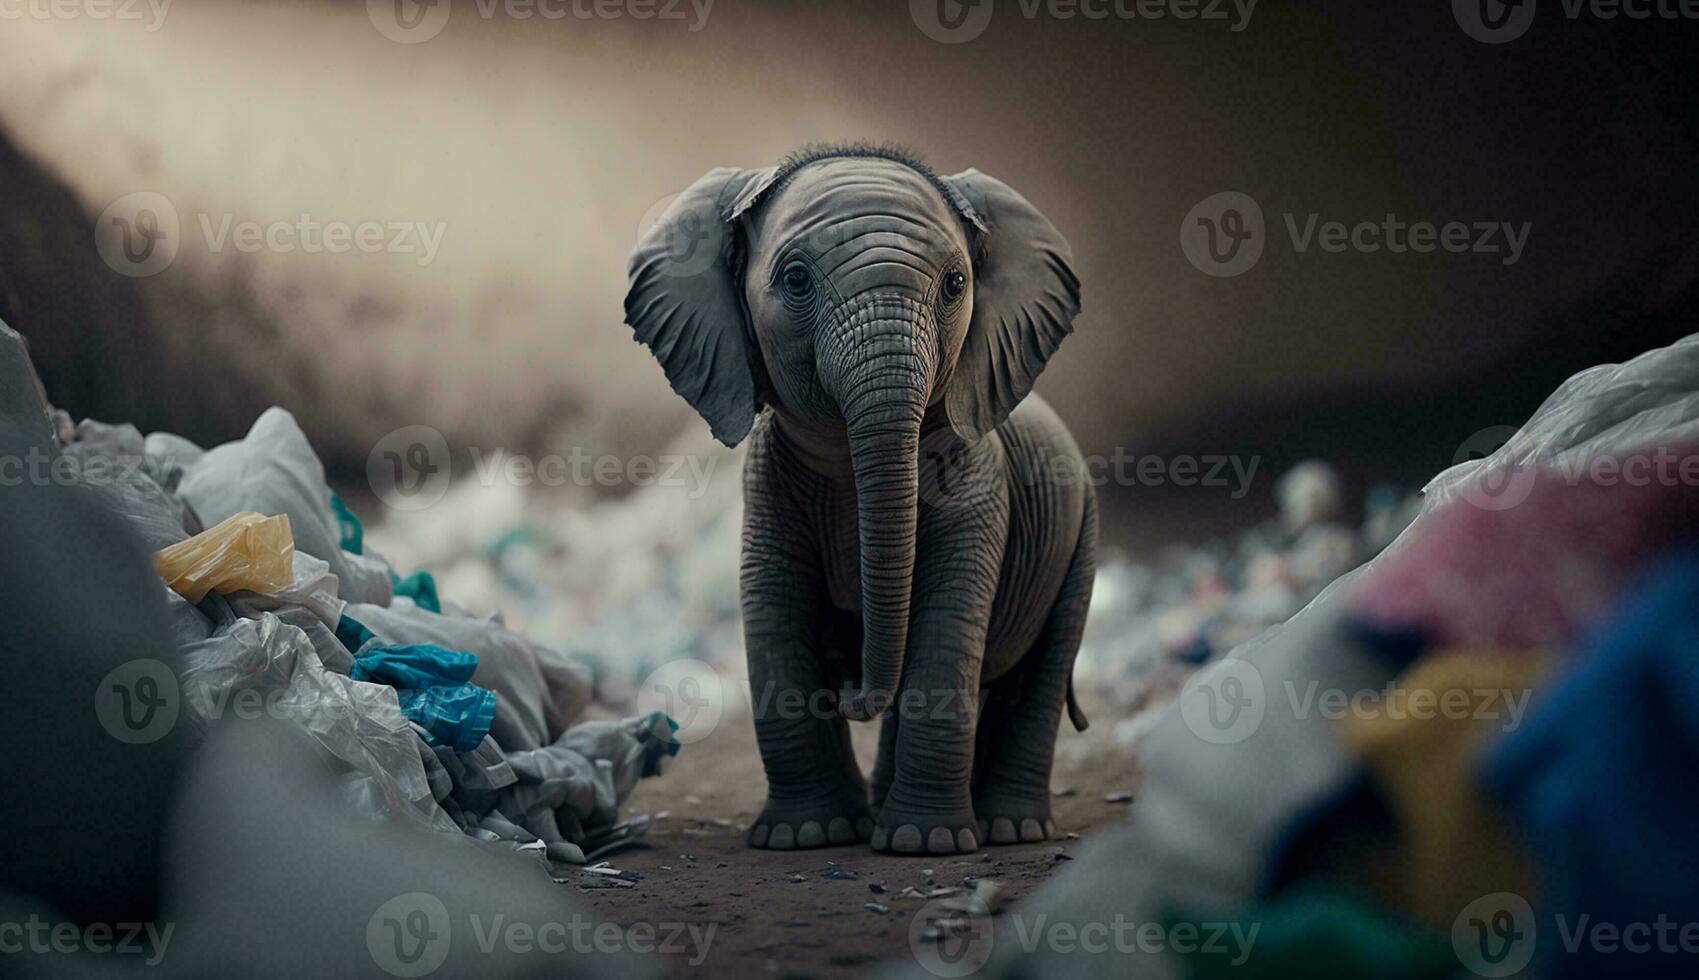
[569,696,1141,978]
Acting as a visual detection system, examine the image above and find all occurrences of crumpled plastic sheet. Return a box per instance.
[59,437,200,552]
[498,712,678,848]
[177,614,455,832]
[155,512,296,604]
[177,407,395,606]
[226,549,346,628]
[1424,332,1699,507]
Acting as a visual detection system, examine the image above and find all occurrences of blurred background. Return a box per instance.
[2,0,1696,551]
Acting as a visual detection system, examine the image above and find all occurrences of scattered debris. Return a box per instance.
[938,879,1004,917]
[823,869,858,881]
[1104,791,1134,804]
[1052,786,1077,798]
[864,902,889,915]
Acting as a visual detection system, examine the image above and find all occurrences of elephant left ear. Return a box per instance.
[939,169,1082,438]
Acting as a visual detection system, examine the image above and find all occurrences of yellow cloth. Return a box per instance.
[1341,651,1549,928]
[154,511,295,603]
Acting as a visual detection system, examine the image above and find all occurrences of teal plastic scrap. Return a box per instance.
[329,494,364,555]
[352,643,496,754]
[389,569,442,614]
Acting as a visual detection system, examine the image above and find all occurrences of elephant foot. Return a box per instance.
[972,795,1059,844]
[869,805,980,855]
[749,796,874,850]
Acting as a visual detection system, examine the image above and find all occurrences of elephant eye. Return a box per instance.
[940,270,967,306]
[780,263,814,304]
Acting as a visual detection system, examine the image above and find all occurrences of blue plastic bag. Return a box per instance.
[389,569,441,614]
[352,643,496,753]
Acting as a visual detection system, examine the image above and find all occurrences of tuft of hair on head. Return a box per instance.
[770,140,957,202]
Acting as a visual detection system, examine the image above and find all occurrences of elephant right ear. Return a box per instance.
[624,167,777,447]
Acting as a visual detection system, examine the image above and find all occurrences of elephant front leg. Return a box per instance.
[743,546,873,850]
[870,493,1008,855]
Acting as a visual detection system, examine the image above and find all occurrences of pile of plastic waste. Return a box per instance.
[902,331,1699,980]
[2,321,676,867]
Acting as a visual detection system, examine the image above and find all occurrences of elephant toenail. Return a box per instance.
[769,824,796,849]
[956,828,979,852]
[891,825,924,852]
[989,817,1017,844]
[870,826,889,851]
[926,827,956,853]
[1019,818,1044,841]
[797,821,826,848]
[1043,819,1058,839]
[827,817,854,843]
[751,825,770,847]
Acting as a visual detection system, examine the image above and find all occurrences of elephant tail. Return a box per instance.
[1066,673,1088,732]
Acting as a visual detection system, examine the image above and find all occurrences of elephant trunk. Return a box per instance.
[836,340,929,722]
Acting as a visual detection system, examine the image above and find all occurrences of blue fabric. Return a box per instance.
[1481,552,1699,980]
[352,643,496,753]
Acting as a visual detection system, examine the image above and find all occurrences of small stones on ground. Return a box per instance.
[787,873,806,883]
[1066,832,1080,840]
[823,868,858,880]
[1054,850,1073,862]
[864,902,890,914]
[868,882,886,894]
[1105,791,1134,803]
[1053,786,1078,798]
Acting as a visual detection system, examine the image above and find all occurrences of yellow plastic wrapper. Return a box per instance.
[155,511,296,603]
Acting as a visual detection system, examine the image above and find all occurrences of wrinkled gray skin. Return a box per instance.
[625,149,1094,854]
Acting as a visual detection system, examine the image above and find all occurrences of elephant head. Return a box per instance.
[625,144,1080,719]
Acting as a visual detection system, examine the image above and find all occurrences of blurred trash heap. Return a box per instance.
[930,332,1699,980]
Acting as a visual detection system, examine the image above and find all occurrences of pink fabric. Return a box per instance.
[1352,441,1699,651]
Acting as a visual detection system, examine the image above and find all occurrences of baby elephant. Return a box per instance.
[624,144,1094,854]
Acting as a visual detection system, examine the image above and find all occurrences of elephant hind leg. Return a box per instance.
[972,494,1096,844]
